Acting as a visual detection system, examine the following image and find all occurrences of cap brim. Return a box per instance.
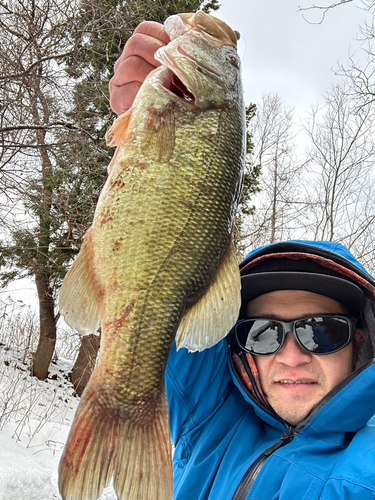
[241,272,366,313]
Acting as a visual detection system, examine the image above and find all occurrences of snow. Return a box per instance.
[0,433,56,500]
[0,341,117,499]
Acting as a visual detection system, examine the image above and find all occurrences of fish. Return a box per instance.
[58,10,245,500]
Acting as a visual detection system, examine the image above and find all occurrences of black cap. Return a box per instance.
[240,256,366,315]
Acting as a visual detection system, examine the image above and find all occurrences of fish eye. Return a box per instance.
[228,56,240,68]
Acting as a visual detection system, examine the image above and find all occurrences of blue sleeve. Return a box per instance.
[165,339,233,445]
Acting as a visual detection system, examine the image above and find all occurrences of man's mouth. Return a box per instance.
[277,380,316,384]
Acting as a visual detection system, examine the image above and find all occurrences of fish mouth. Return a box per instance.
[156,49,222,109]
[168,69,195,104]
[156,66,196,106]
[154,11,236,110]
[155,13,226,109]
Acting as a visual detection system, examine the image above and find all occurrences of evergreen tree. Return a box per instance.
[0,0,261,387]
[234,103,261,258]
[0,0,221,381]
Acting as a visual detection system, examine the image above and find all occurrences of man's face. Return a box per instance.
[247,290,358,426]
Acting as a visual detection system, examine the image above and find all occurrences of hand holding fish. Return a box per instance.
[109,21,170,114]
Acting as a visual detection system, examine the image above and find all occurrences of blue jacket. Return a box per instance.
[165,241,375,499]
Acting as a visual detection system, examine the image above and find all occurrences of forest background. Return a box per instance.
[0,0,374,419]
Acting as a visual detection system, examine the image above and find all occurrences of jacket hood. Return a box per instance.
[236,240,375,371]
[240,240,374,282]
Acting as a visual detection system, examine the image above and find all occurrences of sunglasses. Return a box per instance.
[234,315,357,356]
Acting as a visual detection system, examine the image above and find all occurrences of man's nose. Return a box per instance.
[275,332,312,366]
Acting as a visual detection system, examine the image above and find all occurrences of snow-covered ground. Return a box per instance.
[0,340,117,499]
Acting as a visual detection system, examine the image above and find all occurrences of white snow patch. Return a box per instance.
[0,432,57,500]
[0,343,117,500]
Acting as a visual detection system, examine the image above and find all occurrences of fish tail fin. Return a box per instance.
[58,386,173,500]
[114,392,173,500]
[58,388,116,500]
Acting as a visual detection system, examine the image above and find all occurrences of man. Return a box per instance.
[109,24,375,500]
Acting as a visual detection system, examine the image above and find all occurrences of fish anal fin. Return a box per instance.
[59,228,101,335]
[176,240,241,352]
[105,109,132,148]
[58,383,173,500]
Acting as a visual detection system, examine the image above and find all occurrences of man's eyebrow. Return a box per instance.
[248,314,282,320]
[248,313,343,320]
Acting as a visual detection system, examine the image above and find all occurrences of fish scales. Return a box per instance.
[58,10,245,500]
[94,110,241,410]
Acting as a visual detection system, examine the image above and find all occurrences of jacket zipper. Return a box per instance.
[231,426,296,500]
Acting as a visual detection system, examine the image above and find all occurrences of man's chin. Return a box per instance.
[280,411,311,426]
[267,395,320,425]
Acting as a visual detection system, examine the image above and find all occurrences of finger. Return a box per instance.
[109,55,155,114]
[109,81,142,115]
[109,21,170,115]
[110,55,156,90]
[133,20,170,45]
[113,21,169,73]
[114,33,167,73]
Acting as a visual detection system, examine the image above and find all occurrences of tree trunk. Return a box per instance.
[32,272,57,380]
[70,333,100,396]
[270,156,278,243]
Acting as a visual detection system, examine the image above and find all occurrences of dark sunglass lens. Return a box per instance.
[236,319,283,355]
[295,317,350,354]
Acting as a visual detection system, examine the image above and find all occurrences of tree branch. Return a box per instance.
[298,0,354,24]
[1,122,100,143]
[0,51,74,81]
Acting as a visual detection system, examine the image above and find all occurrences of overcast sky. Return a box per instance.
[216,0,368,114]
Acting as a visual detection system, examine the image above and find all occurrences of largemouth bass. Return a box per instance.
[58,10,245,500]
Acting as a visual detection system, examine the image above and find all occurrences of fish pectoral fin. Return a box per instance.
[105,109,132,147]
[143,102,176,161]
[59,228,101,335]
[176,240,241,352]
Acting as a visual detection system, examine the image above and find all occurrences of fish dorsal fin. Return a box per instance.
[176,240,241,352]
[105,109,132,147]
[59,228,101,335]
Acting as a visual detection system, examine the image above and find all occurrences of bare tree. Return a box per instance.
[70,332,100,396]
[303,82,375,267]
[242,93,308,250]
[0,0,83,379]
